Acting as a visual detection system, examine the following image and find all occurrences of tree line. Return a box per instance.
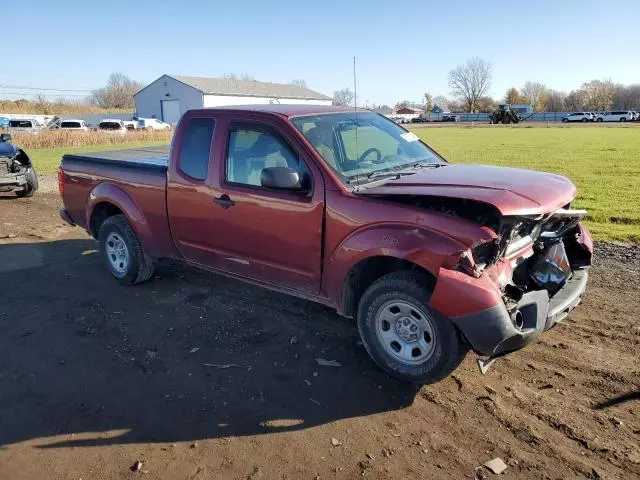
[332,57,640,113]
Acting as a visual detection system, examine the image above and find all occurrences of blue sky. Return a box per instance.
[3,0,640,105]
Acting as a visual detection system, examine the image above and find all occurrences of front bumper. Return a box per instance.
[0,172,27,188]
[451,269,588,357]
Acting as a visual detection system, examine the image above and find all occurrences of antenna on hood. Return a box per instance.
[353,56,360,190]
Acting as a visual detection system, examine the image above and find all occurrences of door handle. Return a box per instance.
[212,194,235,208]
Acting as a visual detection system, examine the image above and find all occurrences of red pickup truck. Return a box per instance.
[59,105,592,383]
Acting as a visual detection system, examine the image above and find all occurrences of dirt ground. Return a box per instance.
[0,185,638,480]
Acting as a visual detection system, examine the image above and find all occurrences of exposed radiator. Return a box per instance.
[0,159,11,175]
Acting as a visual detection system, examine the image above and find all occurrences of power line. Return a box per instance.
[0,92,90,98]
[0,84,94,92]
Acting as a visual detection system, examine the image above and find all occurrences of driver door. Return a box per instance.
[204,118,325,293]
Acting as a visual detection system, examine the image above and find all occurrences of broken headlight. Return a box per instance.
[529,241,571,294]
[501,217,542,257]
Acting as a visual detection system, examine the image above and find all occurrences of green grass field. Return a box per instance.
[411,126,640,243]
[28,127,639,243]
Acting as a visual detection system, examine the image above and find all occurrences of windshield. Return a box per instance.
[291,112,444,185]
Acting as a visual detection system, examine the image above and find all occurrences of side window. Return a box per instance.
[226,125,309,188]
[178,117,215,180]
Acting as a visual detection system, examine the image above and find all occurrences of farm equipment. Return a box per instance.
[489,104,521,124]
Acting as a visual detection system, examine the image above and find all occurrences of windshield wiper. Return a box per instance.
[366,169,416,180]
[410,160,445,169]
[365,161,444,180]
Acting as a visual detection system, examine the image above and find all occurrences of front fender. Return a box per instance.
[323,223,471,308]
[86,182,152,247]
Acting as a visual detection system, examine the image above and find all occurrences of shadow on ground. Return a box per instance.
[0,240,419,450]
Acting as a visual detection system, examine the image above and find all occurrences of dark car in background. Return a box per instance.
[0,133,39,198]
[442,114,461,122]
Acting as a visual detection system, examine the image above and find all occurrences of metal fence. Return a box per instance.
[391,112,598,123]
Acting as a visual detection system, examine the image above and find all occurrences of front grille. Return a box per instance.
[0,159,11,175]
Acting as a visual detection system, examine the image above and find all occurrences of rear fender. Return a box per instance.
[87,182,152,247]
[324,224,469,307]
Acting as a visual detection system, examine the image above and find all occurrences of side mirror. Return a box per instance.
[260,167,303,191]
[0,133,11,142]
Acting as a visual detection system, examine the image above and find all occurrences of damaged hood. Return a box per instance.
[357,164,577,216]
[0,141,18,158]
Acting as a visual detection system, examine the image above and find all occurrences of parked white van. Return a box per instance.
[596,111,633,122]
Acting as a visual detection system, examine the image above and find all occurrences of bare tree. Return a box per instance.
[521,81,547,112]
[564,90,586,111]
[580,79,616,111]
[33,94,52,114]
[504,87,525,104]
[423,93,433,113]
[332,88,354,107]
[543,90,567,112]
[476,96,498,113]
[90,72,143,109]
[290,79,307,88]
[447,57,492,112]
[612,84,640,109]
[432,95,449,111]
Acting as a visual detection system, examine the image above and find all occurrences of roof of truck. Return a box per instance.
[204,104,371,117]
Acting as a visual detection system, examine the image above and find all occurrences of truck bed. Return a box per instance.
[60,144,175,258]
[62,145,170,171]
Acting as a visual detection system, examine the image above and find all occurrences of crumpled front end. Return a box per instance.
[0,154,29,190]
[430,209,593,358]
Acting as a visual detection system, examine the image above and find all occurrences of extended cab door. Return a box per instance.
[167,111,325,294]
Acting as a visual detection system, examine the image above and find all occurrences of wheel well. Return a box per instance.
[90,202,123,238]
[340,256,436,318]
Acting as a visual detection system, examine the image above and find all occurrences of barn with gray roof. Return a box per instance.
[134,75,332,124]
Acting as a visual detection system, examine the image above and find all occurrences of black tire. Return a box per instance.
[620,117,626,122]
[562,118,569,123]
[596,117,603,122]
[98,214,154,285]
[357,271,467,384]
[581,118,587,122]
[15,168,38,198]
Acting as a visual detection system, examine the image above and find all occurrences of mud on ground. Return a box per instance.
[0,190,638,480]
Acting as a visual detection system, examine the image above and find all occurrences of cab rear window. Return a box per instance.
[178,118,215,180]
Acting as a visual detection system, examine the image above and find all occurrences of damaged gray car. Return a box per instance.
[0,133,39,198]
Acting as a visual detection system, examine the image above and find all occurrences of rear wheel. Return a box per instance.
[581,118,587,122]
[596,117,604,122]
[562,118,569,123]
[620,117,627,122]
[357,271,467,384]
[98,215,154,285]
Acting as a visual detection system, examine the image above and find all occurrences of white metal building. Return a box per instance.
[134,75,332,124]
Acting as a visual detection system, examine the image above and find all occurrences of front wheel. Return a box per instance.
[620,117,627,122]
[357,271,467,384]
[15,168,38,198]
[98,214,155,285]
[596,117,604,122]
